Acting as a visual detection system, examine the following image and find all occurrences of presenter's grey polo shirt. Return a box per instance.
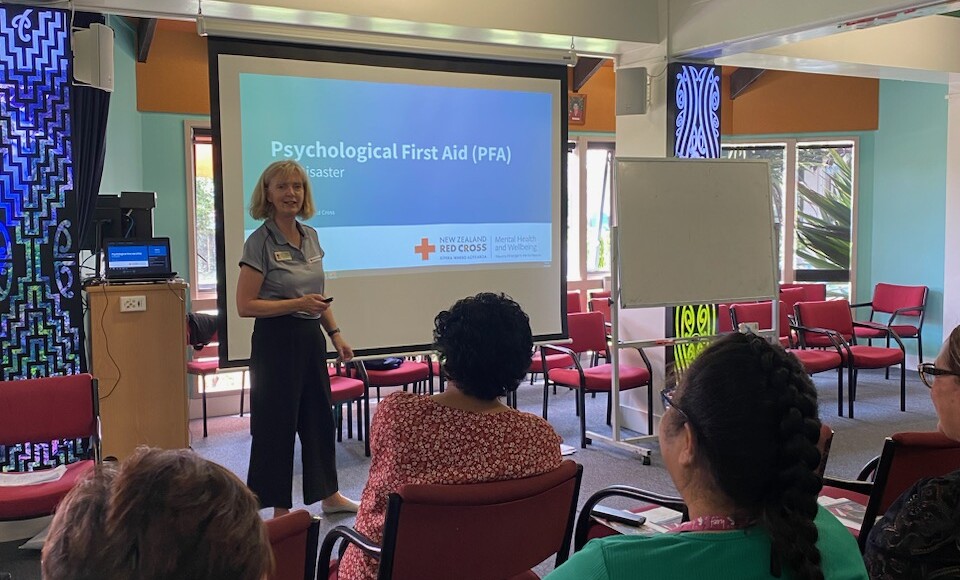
[239,219,325,320]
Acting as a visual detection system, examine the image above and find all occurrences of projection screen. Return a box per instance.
[209,39,567,364]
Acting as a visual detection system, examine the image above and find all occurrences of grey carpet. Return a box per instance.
[0,367,937,578]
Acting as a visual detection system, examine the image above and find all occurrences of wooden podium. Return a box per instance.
[86,282,189,460]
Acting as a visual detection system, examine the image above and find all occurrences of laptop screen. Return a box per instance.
[103,238,175,280]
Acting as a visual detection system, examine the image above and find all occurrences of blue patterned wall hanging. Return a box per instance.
[667,62,721,372]
[669,63,720,158]
[0,6,86,471]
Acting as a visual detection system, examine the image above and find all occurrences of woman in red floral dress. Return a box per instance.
[338,292,563,580]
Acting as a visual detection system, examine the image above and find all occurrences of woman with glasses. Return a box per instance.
[549,332,867,580]
[863,325,960,579]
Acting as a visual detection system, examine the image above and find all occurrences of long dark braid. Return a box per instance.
[677,332,824,580]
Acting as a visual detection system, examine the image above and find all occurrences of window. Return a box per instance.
[567,136,614,280]
[722,139,857,299]
[185,121,216,308]
[184,121,243,396]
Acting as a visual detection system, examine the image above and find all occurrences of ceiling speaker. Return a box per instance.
[72,23,114,92]
[616,67,647,116]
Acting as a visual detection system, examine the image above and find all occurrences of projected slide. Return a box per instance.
[237,74,553,275]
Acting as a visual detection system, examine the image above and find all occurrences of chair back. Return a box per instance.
[588,297,611,324]
[566,290,582,314]
[266,509,320,580]
[566,312,608,354]
[587,289,611,301]
[857,431,960,549]
[872,283,927,319]
[795,299,854,344]
[380,461,582,579]
[781,282,827,302]
[730,302,774,333]
[0,374,99,446]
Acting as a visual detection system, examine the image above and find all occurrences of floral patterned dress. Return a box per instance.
[338,391,563,580]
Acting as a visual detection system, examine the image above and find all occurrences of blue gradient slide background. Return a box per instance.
[239,74,553,235]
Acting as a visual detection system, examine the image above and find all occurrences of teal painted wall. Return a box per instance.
[101,16,142,192]
[867,80,947,359]
[101,20,209,295]
[141,113,208,283]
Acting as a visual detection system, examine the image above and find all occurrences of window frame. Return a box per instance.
[184,119,216,311]
[567,134,615,282]
[721,137,859,298]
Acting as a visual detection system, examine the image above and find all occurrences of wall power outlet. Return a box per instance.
[120,295,146,312]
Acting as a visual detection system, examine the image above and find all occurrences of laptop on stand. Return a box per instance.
[103,237,178,283]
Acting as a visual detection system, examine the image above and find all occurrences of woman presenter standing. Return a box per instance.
[237,159,358,518]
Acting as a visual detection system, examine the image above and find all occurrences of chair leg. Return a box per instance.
[837,366,844,418]
[647,384,654,436]
[848,366,856,419]
[364,385,372,457]
[917,332,923,364]
[579,388,588,449]
[900,361,906,412]
[542,380,549,420]
[885,335,891,380]
[606,393,612,426]
[356,397,363,441]
[347,401,354,439]
[201,375,208,438]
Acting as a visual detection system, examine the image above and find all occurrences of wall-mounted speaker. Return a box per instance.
[72,23,114,92]
[616,67,648,116]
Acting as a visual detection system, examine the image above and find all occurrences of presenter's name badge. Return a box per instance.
[274,251,293,262]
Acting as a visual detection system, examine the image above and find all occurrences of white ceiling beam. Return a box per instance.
[74,0,660,57]
[669,0,960,59]
[716,15,960,83]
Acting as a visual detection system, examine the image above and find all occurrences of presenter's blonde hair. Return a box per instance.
[249,159,316,220]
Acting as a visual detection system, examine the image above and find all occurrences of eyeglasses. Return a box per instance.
[918,363,960,389]
[660,387,689,422]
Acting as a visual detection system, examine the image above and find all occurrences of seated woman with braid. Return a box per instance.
[549,332,868,580]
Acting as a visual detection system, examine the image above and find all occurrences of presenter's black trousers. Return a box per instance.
[247,315,338,508]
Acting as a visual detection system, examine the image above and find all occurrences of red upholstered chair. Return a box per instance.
[356,360,432,457]
[329,365,365,444]
[587,289,611,301]
[0,374,100,523]
[731,301,845,416]
[588,296,613,366]
[543,312,654,448]
[566,290,582,314]
[522,350,573,414]
[780,282,827,302]
[319,460,582,580]
[186,322,248,438]
[851,283,928,364]
[265,509,321,580]
[794,299,906,418]
[821,431,960,551]
[575,423,836,550]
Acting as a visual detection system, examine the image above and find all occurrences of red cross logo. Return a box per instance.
[414,237,436,261]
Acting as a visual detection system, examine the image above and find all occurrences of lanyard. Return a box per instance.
[675,515,751,533]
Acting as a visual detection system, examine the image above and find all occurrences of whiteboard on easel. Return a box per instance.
[615,158,777,309]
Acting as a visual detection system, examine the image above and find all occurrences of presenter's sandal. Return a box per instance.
[321,494,360,515]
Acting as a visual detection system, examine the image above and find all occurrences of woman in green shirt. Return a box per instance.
[549,332,867,580]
